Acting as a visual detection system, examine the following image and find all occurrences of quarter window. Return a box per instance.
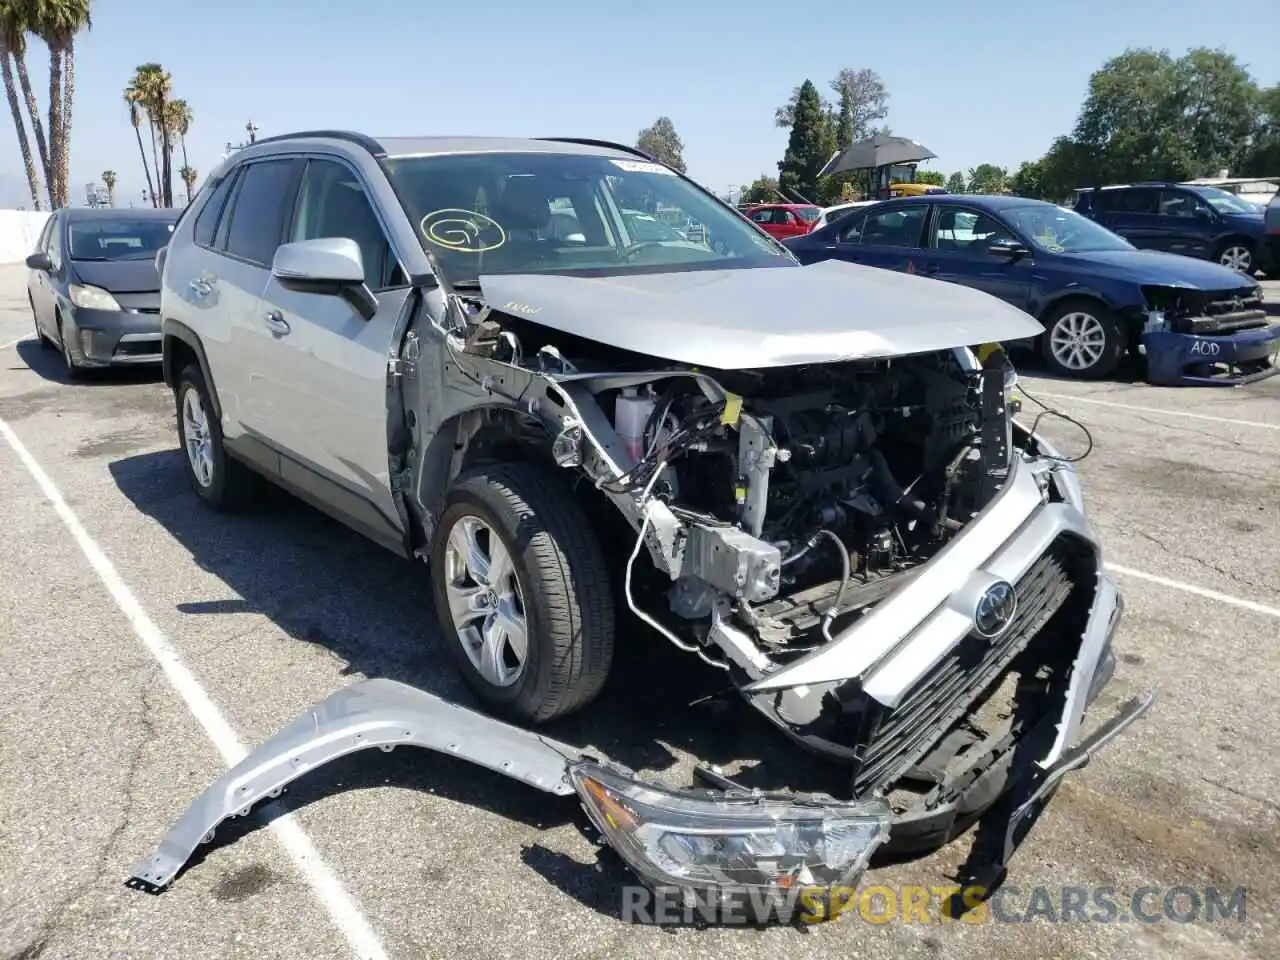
[221,159,304,265]
[288,159,405,289]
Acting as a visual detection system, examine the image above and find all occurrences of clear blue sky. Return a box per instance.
[8,0,1278,206]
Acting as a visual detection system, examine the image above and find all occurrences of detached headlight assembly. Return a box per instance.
[69,283,121,311]
[570,762,890,895]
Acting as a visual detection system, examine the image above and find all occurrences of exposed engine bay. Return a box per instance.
[445,295,1021,685]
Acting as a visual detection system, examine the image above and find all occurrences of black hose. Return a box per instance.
[867,449,931,522]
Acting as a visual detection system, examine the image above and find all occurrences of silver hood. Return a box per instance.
[476,258,1043,369]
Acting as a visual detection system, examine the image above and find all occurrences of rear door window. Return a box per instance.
[220,159,305,266]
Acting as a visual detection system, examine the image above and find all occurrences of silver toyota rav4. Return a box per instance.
[131,131,1152,913]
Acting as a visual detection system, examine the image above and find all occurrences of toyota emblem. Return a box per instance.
[974,580,1018,639]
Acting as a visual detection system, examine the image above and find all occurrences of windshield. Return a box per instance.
[1001,204,1135,254]
[384,151,791,284]
[68,218,176,261]
[1187,185,1262,215]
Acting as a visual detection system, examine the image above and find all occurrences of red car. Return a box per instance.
[744,202,822,240]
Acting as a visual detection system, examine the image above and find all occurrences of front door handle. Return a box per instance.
[188,278,213,298]
[262,310,290,336]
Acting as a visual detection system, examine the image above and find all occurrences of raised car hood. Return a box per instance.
[476,259,1042,369]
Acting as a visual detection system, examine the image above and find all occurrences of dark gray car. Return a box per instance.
[26,207,180,377]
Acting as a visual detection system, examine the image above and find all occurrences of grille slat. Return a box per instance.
[851,543,1078,794]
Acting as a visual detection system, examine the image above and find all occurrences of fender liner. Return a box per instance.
[126,679,583,891]
[161,319,222,420]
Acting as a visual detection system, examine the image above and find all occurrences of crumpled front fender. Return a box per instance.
[127,679,584,891]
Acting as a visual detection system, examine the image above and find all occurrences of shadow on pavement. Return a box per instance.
[12,336,163,386]
[109,448,883,917]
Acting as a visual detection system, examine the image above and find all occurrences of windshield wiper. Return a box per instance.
[71,256,111,261]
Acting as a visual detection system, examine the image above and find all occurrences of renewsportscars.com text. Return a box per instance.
[621,884,1247,926]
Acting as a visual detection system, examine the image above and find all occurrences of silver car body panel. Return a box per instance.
[127,679,582,891]
[474,260,1043,370]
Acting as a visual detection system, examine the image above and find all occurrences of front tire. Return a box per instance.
[30,296,51,350]
[431,463,616,724]
[1039,300,1125,379]
[175,363,258,510]
[57,316,84,379]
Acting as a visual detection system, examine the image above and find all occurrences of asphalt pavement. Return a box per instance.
[1,266,1277,960]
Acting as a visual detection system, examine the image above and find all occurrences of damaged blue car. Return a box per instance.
[784,195,1279,386]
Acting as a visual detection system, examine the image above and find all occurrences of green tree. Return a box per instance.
[741,175,779,205]
[1037,136,1095,201]
[914,169,945,186]
[1008,160,1044,198]
[778,80,831,202]
[1237,84,1280,177]
[1072,47,1260,183]
[829,67,888,146]
[27,0,93,208]
[944,170,966,193]
[966,163,1008,194]
[636,116,686,173]
[100,167,114,205]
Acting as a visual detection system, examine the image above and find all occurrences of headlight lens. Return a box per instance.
[570,762,890,894]
[69,283,121,311]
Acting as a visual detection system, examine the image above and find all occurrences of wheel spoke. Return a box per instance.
[478,614,511,685]
[449,517,491,586]
[493,595,527,665]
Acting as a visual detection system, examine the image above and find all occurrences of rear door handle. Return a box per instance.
[262,310,290,336]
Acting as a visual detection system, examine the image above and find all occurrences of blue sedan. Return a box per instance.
[783,195,1279,385]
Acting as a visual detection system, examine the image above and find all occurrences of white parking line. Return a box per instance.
[0,334,31,351]
[1107,563,1280,619]
[0,415,391,960]
[1030,391,1280,431]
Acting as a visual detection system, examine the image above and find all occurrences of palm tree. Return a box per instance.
[130,62,172,206]
[0,0,49,203]
[101,168,114,206]
[166,99,193,200]
[0,30,38,207]
[27,0,93,208]
[179,165,196,204]
[123,84,155,207]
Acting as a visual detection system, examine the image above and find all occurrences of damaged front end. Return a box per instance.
[128,679,892,901]
[1139,283,1280,386]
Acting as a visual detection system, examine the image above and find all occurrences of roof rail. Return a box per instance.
[243,129,386,157]
[537,137,659,163]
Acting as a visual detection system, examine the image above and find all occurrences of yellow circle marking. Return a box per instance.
[419,209,507,253]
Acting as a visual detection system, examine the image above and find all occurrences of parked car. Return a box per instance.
[811,199,878,230]
[783,195,1278,385]
[130,131,1150,908]
[742,202,822,239]
[25,207,181,377]
[1073,181,1274,277]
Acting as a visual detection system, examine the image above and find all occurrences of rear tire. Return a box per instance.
[1039,300,1125,380]
[175,362,258,511]
[1214,238,1255,275]
[431,462,616,724]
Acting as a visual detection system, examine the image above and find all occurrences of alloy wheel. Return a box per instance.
[1219,245,1253,273]
[1049,311,1107,371]
[181,387,215,488]
[442,514,528,688]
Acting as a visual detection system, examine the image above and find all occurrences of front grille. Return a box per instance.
[850,539,1082,795]
[1178,288,1268,335]
[115,339,160,357]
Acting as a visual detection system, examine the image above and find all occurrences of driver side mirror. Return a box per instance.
[271,238,377,321]
[25,251,52,271]
[1193,206,1213,220]
[986,237,1030,260]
